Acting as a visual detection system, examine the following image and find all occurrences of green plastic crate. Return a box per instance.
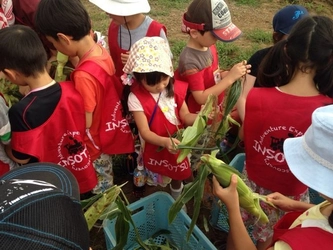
[103,191,216,250]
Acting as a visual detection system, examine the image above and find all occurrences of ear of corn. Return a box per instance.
[54,51,69,82]
[176,94,217,163]
[83,184,122,230]
[200,154,269,224]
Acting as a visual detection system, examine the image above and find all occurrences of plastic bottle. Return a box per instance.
[133,155,146,198]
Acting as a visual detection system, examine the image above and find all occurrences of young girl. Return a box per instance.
[237,15,333,249]
[122,36,197,200]
[212,104,333,250]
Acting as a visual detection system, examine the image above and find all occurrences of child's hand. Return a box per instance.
[163,137,180,154]
[228,60,251,82]
[121,52,130,65]
[212,175,240,211]
[266,192,297,212]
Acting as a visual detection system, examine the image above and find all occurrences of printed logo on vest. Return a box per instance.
[252,125,303,173]
[57,131,91,171]
[147,158,189,172]
[105,100,132,133]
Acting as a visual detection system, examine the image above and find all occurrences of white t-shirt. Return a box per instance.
[128,89,181,126]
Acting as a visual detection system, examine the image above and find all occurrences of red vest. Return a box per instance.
[73,60,135,155]
[175,45,222,113]
[11,82,97,193]
[271,211,333,249]
[132,80,191,180]
[108,20,167,82]
[244,88,333,195]
[0,162,9,177]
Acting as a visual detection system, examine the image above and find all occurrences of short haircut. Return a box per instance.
[35,0,91,41]
[0,25,47,77]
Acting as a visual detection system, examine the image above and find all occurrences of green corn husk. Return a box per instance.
[83,184,123,230]
[176,94,218,163]
[54,51,69,82]
[201,154,270,224]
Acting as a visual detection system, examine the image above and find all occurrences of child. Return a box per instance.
[35,0,135,193]
[123,36,198,199]
[89,0,169,91]
[176,0,250,114]
[246,5,308,88]
[212,104,333,249]
[0,93,18,175]
[0,25,97,197]
[0,0,14,28]
[239,15,333,249]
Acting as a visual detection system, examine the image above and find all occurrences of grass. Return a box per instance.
[83,0,274,70]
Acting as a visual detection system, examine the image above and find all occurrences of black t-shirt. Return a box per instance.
[9,83,61,161]
[248,46,272,87]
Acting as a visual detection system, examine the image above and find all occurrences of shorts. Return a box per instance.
[92,153,113,194]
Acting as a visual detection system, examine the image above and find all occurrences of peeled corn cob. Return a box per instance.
[201,154,269,224]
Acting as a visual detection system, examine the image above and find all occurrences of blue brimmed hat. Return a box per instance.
[273,5,308,34]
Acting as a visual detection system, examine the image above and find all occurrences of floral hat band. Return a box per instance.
[123,36,174,79]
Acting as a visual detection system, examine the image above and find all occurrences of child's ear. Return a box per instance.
[2,69,17,83]
[189,29,200,39]
[57,33,72,45]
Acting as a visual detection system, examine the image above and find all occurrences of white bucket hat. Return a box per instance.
[89,0,150,16]
[123,36,174,77]
[283,105,333,199]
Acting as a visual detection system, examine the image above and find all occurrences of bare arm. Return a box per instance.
[85,112,93,128]
[5,144,30,164]
[266,192,315,212]
[178,102,197,127]
[191,61,251,105]
[212,175,257,250]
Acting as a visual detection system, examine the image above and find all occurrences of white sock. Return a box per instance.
[170,182,184,200]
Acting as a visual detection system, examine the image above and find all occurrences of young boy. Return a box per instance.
[89,0,169,89]
[176,0,250,114]
[35,0,134,193]
[0,25,97,196]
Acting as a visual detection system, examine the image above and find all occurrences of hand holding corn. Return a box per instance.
[212,175,240,212]
[201,154,271,224]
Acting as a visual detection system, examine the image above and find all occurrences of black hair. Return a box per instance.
[272,31,285,44]
[0,25,47,77]
[35,0,91,41]
[121,72,174,117]
[257,15,333,97]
